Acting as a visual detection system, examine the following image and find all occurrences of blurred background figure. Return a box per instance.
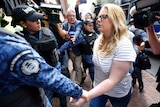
[127,18,149,93]
[61,8,85,86]
[0,7,18,32]
[127,18,148,42]
[79,19,98,85]
[84,12,93,20]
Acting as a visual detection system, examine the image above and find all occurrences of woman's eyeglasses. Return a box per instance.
[97,14,108,21]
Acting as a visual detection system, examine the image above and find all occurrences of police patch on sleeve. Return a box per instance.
[21,59,40,75]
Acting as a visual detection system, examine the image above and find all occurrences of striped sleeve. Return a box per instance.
[113,37,136,62]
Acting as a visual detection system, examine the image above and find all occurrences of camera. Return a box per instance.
[133,0,160,28]
[40,2,62,24]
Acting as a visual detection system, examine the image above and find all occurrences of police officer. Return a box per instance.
[11,5,60,68]
[11,5,62,103]
[0,27,88,107]
[0,5,88,107]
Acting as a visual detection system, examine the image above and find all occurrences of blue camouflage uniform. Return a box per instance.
[0,30,82,107]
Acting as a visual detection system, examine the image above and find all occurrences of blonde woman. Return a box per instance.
[70,3,136,107]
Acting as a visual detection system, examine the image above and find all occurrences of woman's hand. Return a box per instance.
[70,90,89,107]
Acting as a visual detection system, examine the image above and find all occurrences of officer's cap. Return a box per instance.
[11,5,43,26]
[83,19,94,25]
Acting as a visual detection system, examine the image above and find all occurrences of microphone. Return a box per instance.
[68,25,75,44]
[69,25,75,38]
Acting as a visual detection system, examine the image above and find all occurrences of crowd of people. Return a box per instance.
[0,0,160,107]
[127,18,147,93]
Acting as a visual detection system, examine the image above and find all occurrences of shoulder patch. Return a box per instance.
[21,59,40,75]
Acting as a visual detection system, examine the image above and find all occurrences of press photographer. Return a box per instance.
[40,3,71,107]
[133,0,160,107]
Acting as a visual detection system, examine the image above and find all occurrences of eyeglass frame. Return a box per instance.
[87,24,94,27]
[96,14,108,21]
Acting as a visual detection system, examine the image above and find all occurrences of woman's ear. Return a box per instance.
[84,24,87,28]
[19,21,27,28]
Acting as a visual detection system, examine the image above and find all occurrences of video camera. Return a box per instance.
[40,2,62,24]
[133,0,160,28]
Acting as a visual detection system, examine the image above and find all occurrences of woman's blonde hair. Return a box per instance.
[96,3,128,56]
